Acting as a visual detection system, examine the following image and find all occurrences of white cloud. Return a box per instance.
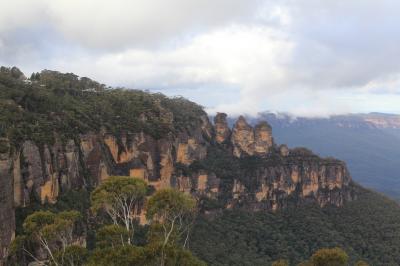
[1,0,400,116]
[0,0,46,33]
[49,25,293,115]
[1,0,263,49]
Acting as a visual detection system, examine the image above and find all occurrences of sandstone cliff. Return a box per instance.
[0,68,355,263]
[0,113,355,263]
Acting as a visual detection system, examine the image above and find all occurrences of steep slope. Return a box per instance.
[248,112,400,199]
[191,186,400,265]
[0,67,355,263]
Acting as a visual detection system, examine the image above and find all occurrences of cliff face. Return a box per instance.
[0,68,355,263]
[214,113,231,144]
[0,115,355,263]
[6,114,353,212]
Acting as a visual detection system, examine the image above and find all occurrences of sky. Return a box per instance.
[1,0,400,117]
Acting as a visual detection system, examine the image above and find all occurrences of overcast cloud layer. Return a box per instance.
[1,0,400,116]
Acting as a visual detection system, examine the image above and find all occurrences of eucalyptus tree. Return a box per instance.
[146,188,197,266]
[22,210,82,265]
[91,176,147,245]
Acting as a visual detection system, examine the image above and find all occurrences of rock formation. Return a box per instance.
[231,116,274,157]
[254,121,273,155]
[231,115,256,157]
[0,70,356,263]
[0,112,356,263]
[214,113,231,144]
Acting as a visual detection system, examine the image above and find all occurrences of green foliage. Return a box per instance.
[96,225,130,248]
[310,248,348,266]
[146,188,196,221]
[8,235,27,261]
[18,210,82,265]
[91,176,147,216]
[146,189,196,246]
[297,261,313,266]
[53,245,88,266]
[146,189,198,265]
[14,187,205,265]
[53,189,91,214]
[191,186,400,265]
[0,67,206,146]
[91,176,148,246]
[22,210,56,234]
[86,245,206,266]
[86,246,149,266]
[15,189,90,236]
[272,259,289,266]
[23,210,81,242]
[163,247,207,266]
[354,260,370,266]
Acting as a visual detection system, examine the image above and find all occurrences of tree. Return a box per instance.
[86,245,149,266]
[53,245,88,266]
[297,261,313,266]
[91,176,147,244]
[22,210,82,265]
[310,248,349,266]
[146,189,197,266]
[7,235,28,265]
[354,261,370,266]
[163,247,206,266]
[96,224,130,248]
[272,259,289,266]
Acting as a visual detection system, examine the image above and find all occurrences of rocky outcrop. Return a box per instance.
[0,67,359,264]
[279,144,289,156]
[231,116,255,157]
[0,112,356,263]
[245,157,352,210]
[254,121,273,155]
[231,116,274,157]
[214,113,231,144]
[175,172,220,198]
[22,141,44,202]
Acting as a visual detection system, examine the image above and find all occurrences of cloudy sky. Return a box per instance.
[1,0,400,116]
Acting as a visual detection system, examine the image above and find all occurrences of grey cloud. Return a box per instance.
[1,0,264,50]
[282,0,400,90]
[1,0,400,116]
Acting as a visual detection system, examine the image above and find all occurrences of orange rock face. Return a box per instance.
[231,116,255,157]
[1,111,356,261]
[254,122,273,155]
[104,134,138,164]
[130,168,148,180]
[214,113,231,144]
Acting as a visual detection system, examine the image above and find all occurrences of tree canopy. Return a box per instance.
[91,176,147,244]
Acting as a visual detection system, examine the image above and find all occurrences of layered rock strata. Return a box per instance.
[0,113,355,263]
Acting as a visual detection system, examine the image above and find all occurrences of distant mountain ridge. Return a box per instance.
[257,112,400,129]
[233,112,400,200]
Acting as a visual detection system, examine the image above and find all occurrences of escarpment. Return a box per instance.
[3,114,353,211]
[0,68,355,263]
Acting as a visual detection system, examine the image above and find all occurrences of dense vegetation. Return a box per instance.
[0,66,205,147]
[9,177,205,266]
[3,66,399,265]
[191,186,400,265]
